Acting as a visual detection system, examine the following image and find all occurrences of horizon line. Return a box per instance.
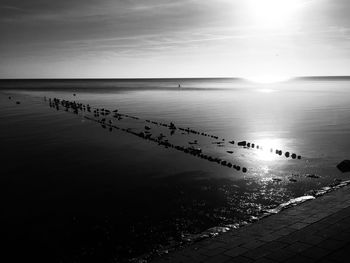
[1,75,350,81]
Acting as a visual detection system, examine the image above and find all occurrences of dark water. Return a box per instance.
[1,78,350,262]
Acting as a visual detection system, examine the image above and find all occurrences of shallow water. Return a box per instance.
[1,78,350,262]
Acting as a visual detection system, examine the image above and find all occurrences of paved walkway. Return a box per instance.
[152,185,350,262]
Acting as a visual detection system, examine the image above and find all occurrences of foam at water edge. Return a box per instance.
[136,179,350,263]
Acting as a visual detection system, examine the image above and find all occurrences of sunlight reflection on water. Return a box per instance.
[256,88,276,93]
[2,78,350,262]
[253,138,287,161]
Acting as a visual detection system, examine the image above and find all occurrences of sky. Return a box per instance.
[0,0,350,79]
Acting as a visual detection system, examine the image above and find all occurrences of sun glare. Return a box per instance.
[253,138,286,162]
[246,0,304,29]
[255,148,278,162]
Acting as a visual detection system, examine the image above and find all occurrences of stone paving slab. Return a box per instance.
[152,185,350,262]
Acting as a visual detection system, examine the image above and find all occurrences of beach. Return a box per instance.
[152,182,350,262]
[1,78,350,262]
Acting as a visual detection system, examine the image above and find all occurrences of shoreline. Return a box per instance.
[148,177,350,262]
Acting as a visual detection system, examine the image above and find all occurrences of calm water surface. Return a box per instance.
[1,78,350,262]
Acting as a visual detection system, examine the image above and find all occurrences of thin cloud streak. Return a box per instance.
[0,0,350,77]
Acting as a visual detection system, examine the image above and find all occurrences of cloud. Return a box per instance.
[1,0,350,77]
[0,0,238,56]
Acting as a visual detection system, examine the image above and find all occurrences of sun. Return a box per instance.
[245,0,305,30]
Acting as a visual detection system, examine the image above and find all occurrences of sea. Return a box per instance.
[1,77,350,262]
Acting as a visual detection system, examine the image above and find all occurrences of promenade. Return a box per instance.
[152,185,350,262]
